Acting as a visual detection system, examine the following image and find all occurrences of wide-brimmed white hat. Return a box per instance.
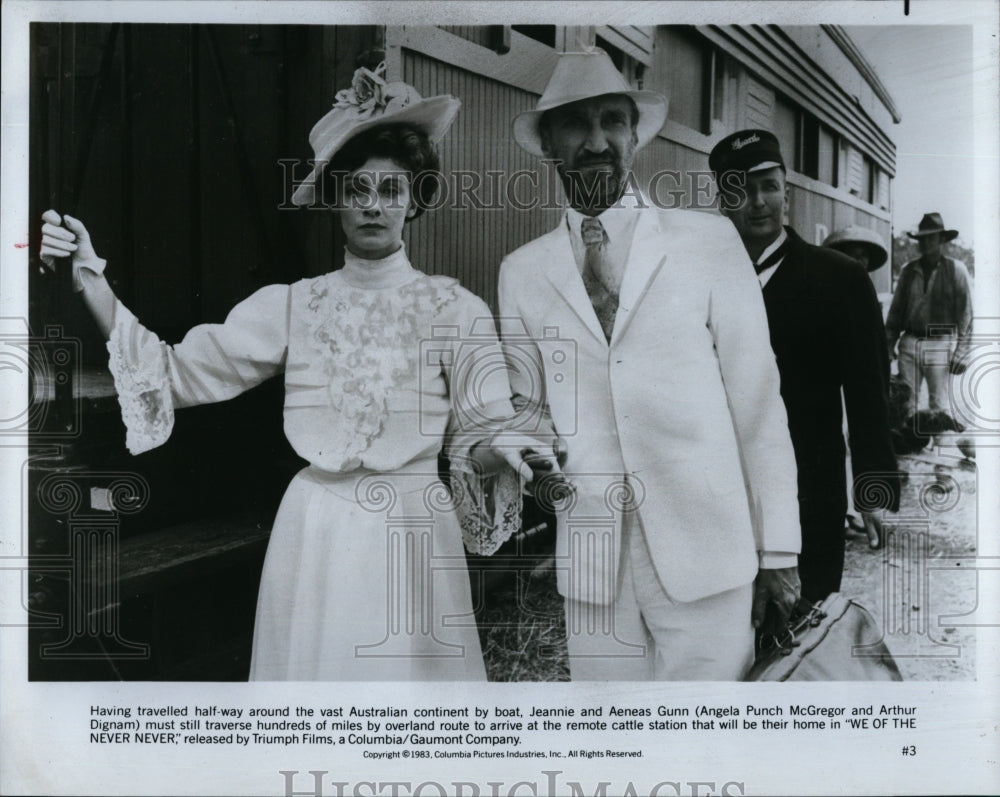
[512,48,668,157]
[292,63,460,206]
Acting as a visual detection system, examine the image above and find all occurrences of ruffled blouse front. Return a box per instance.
[106,246,521,555]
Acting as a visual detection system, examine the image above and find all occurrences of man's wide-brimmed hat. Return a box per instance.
[907,212,959,242]
[512,48,668,157]
[291,63,460,206]
[822,225,889,271]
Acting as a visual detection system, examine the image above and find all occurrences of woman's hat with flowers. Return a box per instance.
[291,63,461,206]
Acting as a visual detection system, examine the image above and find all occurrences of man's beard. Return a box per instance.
[560,158,629,212]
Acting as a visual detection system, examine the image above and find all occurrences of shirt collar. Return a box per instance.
[565,191,647,243]
[755,227,788,266]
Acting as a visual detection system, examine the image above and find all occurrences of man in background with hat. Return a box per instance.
[709,129,900,601]
[886,213,973,422]
[498,50,802,680]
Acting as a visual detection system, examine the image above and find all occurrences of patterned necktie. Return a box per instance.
[755,238,789,275]
[580,216,618,341]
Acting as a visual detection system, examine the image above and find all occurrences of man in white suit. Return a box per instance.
[498,49,802,680]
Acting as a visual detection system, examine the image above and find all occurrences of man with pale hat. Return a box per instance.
[886,212,973,419]
[499,50,803,680]
[823,225,889,273]
[709,128,900,599]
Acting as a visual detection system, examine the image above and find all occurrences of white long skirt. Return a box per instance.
[248,461,487,680]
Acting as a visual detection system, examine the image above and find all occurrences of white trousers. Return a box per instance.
[897,333,954,417]
[564,511,754,681]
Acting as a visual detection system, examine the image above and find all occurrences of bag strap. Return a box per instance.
[757,594,849,656]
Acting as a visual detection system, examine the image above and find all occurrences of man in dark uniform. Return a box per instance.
[709,129,901,601]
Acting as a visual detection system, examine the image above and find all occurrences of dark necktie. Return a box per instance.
[755,238,789,275]
[580,216,618,341]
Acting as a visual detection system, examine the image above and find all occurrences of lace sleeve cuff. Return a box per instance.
[449,452,522,556]
[106,301,175,455]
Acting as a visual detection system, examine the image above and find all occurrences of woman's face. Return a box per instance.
[336,156,416,260]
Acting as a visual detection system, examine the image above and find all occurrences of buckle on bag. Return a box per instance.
[759,601,828,656]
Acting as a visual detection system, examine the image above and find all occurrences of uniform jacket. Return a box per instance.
[498,205,801,605]
[764,227,901,520]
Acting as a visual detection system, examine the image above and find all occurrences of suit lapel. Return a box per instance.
[611,207,667,346]
[541,220,609,347]
[762,228,806,302]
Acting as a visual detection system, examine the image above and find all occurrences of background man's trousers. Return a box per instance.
[897,333,955,417]
[563,511,755,680]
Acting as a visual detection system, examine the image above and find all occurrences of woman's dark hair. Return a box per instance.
[322,123,442,219]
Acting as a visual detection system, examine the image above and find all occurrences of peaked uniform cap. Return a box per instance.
[907,212,959,242]
[512,48,668,157]
[822,224,889,270]
[709,129,786,176]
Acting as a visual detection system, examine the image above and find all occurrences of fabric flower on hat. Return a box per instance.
[333,62,389,118]
[290,63,461,206]
[383,81,420,115]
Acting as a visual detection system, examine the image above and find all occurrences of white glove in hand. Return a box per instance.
[40,210,106,292]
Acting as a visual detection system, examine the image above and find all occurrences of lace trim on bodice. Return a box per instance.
[303,268,460,465]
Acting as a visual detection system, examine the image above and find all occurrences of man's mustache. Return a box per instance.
[575,152,616,167]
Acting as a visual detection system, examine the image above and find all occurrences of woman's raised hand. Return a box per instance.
[40,210,106,292]
[39,210,116,338]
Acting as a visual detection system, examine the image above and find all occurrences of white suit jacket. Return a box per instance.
[498,205,800,605]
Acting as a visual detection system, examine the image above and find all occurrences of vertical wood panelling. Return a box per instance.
[401,49,561,312]
[745,75,775,129]
[651,28,710,133]
[788,187,890,290]
[439,26,494,49]
[876,169,890,211]
[845,144,863,195]
[634,136,713,210]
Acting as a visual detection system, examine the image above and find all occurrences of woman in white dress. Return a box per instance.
[40,64,561,680]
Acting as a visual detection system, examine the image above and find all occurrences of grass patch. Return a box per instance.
[476,561,569,682]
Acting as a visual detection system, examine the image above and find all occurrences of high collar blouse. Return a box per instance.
[107,245,514,475]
